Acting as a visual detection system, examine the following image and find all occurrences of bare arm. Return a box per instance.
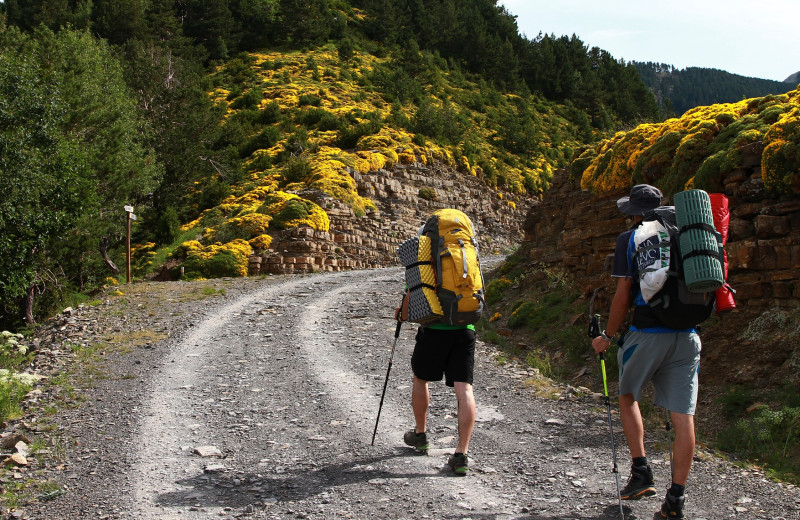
[592,276,633,354]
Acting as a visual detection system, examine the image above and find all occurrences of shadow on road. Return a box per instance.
[153,451,456,511]
[514,504,637,520]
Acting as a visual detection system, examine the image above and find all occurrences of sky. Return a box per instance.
[498,0,800,82]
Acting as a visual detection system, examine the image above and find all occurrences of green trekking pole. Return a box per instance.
[590,314,625,520]
[371,319,402,446]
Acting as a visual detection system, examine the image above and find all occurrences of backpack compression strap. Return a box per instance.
[405,260,437,293]
[457,239,468,279]
[679,222,720,261]
[405,260,433,269]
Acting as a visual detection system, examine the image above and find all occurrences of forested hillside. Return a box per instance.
[634,61,793,116]
[0,0,662,328]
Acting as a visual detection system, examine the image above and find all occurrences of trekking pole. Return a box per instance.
[665,408,674,483]
[589,314,625,520]
[371,320,402,446]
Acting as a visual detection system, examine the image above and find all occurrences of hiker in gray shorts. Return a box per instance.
[591,184,700,519]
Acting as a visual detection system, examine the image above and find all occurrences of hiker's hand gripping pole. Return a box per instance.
[590,314,625,520]
[371,319,402,446]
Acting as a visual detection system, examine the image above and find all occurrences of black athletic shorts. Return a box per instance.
[411,326,476,387]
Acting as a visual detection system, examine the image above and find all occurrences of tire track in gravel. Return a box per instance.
[128,273,323,519]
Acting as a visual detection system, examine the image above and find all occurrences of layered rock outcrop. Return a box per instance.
[248,160,534,275]
[524,166,800,310]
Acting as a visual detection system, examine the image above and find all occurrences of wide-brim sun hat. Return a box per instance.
[617,184,663,216]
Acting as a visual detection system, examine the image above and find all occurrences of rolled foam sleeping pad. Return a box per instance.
[397,235,443,324]
[674,189,724,293]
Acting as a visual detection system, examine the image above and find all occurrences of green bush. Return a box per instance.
[230,87,263,110]
[282,157,313,184]
[239,126,281,158]
[272,199,312,229]
[295,108,341,131]
[180,250,241,279]
[418,187,436,201]
[508,301,540,328]
[336,112,382,149]
[719,405,800,478]
[485,278,512,306]
[0,375,34,422]
[718,385,756,419]
[298,93,322,107]
[0,331,31,370]
[257,100,282,125]
[204,251,242,278]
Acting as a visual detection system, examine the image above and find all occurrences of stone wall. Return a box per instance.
[248,159,534,275]
[522,160,800,321]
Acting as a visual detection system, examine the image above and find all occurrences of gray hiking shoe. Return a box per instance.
[660,489,685,518]
[403,429,429,451]
[620,464,656,500]
[447,452,469,476]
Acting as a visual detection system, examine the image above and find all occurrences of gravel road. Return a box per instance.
[18,268,800,520]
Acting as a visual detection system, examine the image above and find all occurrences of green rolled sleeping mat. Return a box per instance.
[674,189,724,293]
[397,235,443,324]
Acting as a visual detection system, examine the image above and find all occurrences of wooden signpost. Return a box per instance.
[125,205,134,283]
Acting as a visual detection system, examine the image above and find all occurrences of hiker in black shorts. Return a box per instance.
[395,210,482,476]
[592,184,700,519]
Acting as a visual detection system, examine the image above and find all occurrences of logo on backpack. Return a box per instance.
[632,190,725,330]
[397,209,485,326]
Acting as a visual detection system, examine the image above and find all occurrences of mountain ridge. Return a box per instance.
[633,61,792,115]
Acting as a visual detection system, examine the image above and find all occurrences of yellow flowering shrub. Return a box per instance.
[398,150,416,164]
[258,191,330,232]
[180,216,202,232]
[249,234,273,251]
[130,242,158,274]
[762,100,800,193]
[353,157,371,173]
[206,213,272,243]
[578,87,800,196]
[172,239,253,279]
[130,242,156,259]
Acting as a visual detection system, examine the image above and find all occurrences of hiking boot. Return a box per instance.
[660,489,685,518]
[620,464,656,500]
[447,452,469,476]
[403,429,429,451]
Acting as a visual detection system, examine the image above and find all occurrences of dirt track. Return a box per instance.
[18,268,800,520]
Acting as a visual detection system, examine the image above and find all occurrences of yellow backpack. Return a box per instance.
[421,209,485,325]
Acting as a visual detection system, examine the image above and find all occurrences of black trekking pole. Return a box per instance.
[589,314,625,520]
[371,319,402,446]
[665,408,674,483]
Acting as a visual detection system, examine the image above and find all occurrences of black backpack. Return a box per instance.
[633,207,718,330]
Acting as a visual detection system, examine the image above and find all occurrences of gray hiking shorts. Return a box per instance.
[617,330,701,415]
